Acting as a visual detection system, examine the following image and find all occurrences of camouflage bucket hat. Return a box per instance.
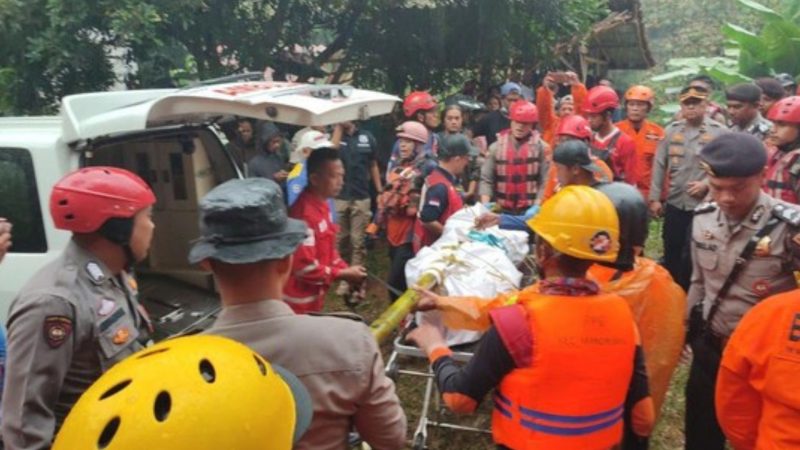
[188,178,307,264]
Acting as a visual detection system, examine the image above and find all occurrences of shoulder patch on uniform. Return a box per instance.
[44,316,73,348]
[307,311,366,323]
[694,202,717,214]
[772,203,800,227]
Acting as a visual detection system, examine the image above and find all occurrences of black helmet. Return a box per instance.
[594,182,648,271]
[444,94,486,112]
[438,134,473,159]
[776,73,797,89]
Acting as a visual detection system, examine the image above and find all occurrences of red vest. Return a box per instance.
[764,145,800,204]
[492,292,636,450]
[494,130,543,212]
[412,168,463,253]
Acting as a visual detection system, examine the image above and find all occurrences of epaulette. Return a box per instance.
[665,120,683,130]
[694,202,717,215]
[771,203,800,227]
[307,311,366,323]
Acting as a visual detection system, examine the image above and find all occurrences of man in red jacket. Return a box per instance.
[584,85,639,186]
[283,147,366,313]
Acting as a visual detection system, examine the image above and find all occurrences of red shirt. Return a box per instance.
[283,190,348,313]
[591,128,639,186]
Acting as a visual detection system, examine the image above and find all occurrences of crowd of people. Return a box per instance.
[1,69,800,450]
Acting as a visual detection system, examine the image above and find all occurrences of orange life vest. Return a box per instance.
[494,129,544,212]
[764,144,800,204]
[492,292,636,450]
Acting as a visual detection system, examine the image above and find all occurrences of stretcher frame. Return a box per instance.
[384,329,491,450]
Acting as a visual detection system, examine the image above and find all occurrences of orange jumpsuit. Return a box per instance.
[537,83,588,148]
[716,289,800,450]
[616,119,665,201]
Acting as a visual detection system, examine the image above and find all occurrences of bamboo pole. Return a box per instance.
[369,272,438,344]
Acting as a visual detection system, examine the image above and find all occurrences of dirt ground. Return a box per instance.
[325,220,690,449]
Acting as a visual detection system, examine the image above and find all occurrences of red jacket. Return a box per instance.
[591,128,639,187]
[283,191,348,313]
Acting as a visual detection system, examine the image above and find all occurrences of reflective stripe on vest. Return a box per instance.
[591,130,622,181]
[491,293,635,450]
[494,130,542,211]
[764,146,800,204]
[494,392,623,436]
[412,169,463,252]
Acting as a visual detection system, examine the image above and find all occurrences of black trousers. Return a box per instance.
[662,204,693,291]
[684,332,726,450]
[387,243,414,302]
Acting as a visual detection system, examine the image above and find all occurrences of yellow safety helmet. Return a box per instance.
[527,185,620,262]
[53,335,312,450]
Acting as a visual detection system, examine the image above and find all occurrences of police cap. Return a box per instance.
[725,83,762,103]
[699,132,767,178]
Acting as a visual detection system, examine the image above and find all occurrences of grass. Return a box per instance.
[325,219,690,449]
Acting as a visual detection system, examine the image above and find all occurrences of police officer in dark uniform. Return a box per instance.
[685,133,800,450]
[1,167,156,449]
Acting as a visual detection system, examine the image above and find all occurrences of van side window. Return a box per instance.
[0,148,47,253]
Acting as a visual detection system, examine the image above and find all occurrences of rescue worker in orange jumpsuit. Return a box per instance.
[763,96,800,204]
[616,86,666,201]
[536,71,588,147]
[584,86,639,186]
[479,100,550,215]
[715,288,800,450]
[409,186,655,450]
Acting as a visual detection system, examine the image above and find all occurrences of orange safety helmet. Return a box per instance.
[556,114,592,140]
[50,167,156,234]
[403,91,437,118]
[624,85,655,106]
[583,86,620,114]
[509,100,539,123]
[767,96,800,124]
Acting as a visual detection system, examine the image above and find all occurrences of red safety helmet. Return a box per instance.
[50,167,156,233]
[396,121,429,144]
[403,91,437,118]
[767,96,800,124]
[583,86,620,114]
[509,100,539,123]
[557,114,592,140]
[624,85,655,106]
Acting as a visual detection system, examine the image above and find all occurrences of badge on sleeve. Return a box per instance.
[112,326,131,345]
[44,316,73,348]
[752,279,771,297]
[97,298,116,316]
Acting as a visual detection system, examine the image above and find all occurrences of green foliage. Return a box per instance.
[0,0,607,115]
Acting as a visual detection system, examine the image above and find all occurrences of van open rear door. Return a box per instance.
[61,82,400,144]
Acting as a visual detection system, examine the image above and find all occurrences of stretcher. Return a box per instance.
[384,324,490,450]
